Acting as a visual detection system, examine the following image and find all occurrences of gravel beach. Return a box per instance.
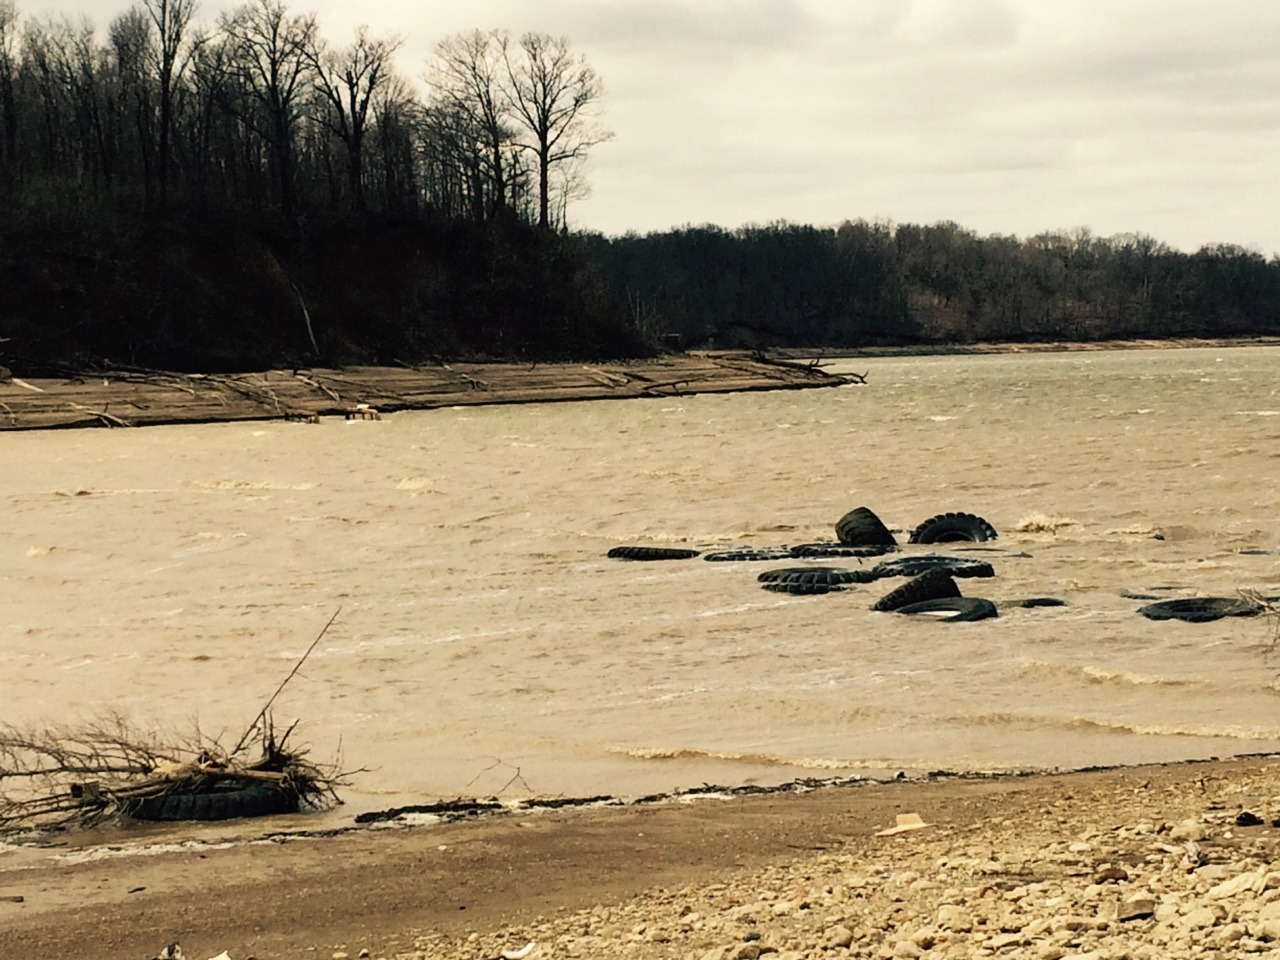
[5,757,1280,960]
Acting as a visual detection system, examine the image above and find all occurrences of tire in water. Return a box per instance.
[607,546,701,561]
[761,581,849,596]
[894,597,999,622]
[704,548,795,562]
[872,569,961,612]
[834,507,898,548]
[757,566,878,586]
[871,555,995,579]
[1138,598,1264,623]
[909,512,999,544]
[789,542,897,559]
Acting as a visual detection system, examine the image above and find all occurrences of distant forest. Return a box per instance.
[585,221,1280,350]
[1,0,1277,373]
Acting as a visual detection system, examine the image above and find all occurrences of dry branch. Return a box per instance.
[0,612,351,833]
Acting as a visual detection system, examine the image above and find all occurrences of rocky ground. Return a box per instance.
[5,758,1280,960]
[390,761,1280,960]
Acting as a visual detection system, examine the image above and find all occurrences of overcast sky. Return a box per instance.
[17,0,1280,253]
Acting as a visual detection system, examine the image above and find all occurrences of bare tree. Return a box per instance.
[109,7,154,191]
[503,32,610,230]
[428,28,512,220]
[306,24,399,210]
[142,0,196,205]
[0,0,18,191]
[179,25,231,201]
[219,0,316,216]
[368,72,417,212]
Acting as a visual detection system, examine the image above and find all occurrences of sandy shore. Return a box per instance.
[4,757,1280,959]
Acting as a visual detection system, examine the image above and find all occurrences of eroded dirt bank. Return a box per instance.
[0,355,847,430]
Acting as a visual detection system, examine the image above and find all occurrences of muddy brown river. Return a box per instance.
[3,346,1279,823]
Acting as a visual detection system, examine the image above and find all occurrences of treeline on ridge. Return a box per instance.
[0,0,637,371]
[585,221,1280,350]
[1,0,1278,374]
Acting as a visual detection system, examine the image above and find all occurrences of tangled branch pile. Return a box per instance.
[0,714,346,832]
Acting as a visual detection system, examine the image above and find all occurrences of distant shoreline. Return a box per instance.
[764,334,1280,360]
[3,337,1276,432]
[0,354,846,432]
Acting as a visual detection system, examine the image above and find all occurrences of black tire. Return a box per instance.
[1138,598,1264,623]
[871,555,995,579]
[909,512,999,544]
[895,597,999,622]
[607,545,701,561]
[127,782,299,822]
[757,566,879,586]
[789,542,897,559]
[762,581,848,596]
[1014,597,1067,608]
[872,568,961,612]
[834,507,898,548]
[703,548,795,562]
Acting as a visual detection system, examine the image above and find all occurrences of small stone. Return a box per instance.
[893,941,921,958]
[1213,923,1248,945]
[823,925,854,949]
[1154,901,1180,923]
[1170,819,1208,842]
[910,927,937,949]
[1208,870,1263,900]
[1250,900,1280,940]
[1118,897,1156,922]
[1183,905,1226,930]
[1094,865,1128,883]
[937,905,975,932]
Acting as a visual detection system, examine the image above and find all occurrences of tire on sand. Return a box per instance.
[894,597,999,622]
[127,782,299,822]
[909,512,999,544]
[834,507,898,548]
[607,545,701,561]
[1138,598,1264,623]
[872,568,961,612]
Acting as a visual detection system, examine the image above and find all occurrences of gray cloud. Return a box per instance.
[14,0,1280,251]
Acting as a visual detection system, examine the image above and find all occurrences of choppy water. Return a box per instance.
[2,346,1279,821]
